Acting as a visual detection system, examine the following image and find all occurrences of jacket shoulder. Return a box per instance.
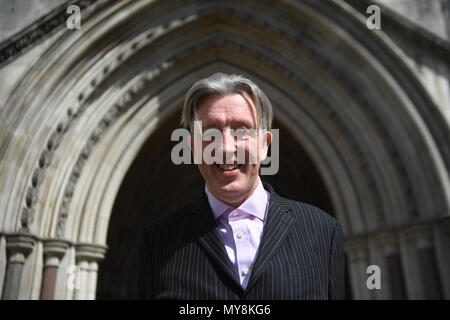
[264,181,339,230]
[282,198,344,259]
[141,201,198,242]
[283,197,340,232]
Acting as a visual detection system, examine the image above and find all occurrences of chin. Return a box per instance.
[216,180,256,201]
[201,165,259,199]
[216,182,245,194]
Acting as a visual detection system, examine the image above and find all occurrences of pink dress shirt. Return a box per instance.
[204,177,270,289]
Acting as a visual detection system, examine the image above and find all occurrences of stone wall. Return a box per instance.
[378,0,450,40]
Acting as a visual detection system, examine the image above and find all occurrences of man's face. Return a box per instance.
[190,93,272,207]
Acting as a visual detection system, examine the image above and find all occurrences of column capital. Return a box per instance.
[375,231,399,255]
[43,239,70,259]
[5,234,35,256]
[344,237,369,261]
[405,224,433,249]
[76,243,107,262]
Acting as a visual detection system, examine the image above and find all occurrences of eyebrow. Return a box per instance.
[203,119,255,130]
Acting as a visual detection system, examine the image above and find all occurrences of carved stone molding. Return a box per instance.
[0,0,116,67]
[19,104,74,233]
[20,7,205,237]
[343,0,450,60]
[55,59,175,238]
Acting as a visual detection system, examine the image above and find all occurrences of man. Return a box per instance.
[138,73,345,299]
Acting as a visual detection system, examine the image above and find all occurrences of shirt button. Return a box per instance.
[243,267,250,275]
[237,231,243,239]
[232,211,238,217]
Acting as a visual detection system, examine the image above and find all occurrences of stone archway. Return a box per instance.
[0,0,449,300]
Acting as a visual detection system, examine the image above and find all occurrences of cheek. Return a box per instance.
[198,164,214,181]
[243,139,263,163]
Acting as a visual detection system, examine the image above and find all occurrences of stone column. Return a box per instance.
[375,231,406,299]
[40,240,69,300]
[345,238,372,299]
[0,235,6,297]
[1,234,35,300]
[74,243,107,300]
[406,224,443,299]
[435,218,450,298]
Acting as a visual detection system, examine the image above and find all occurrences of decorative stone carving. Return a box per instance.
[0,0,103,66]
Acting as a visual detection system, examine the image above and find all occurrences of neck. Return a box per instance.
[211,178,261,208]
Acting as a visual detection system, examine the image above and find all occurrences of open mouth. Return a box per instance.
[215,163,243,171]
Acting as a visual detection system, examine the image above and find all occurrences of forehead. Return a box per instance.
[195,93,258,126]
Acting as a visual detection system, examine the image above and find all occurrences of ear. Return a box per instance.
[259,130,272,162]
[266,131,272,147]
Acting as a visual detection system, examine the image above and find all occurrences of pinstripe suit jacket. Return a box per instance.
[138,182,345,299]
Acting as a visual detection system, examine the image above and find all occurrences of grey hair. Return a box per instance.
[181,73,273,132]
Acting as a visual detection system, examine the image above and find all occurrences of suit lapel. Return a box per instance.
[245,182,294,293]
[186,182,294,294]
[187,191,242,289]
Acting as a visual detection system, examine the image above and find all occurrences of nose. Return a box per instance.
[222,128,236,164]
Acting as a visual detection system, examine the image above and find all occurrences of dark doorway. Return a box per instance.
[96,109,347,299]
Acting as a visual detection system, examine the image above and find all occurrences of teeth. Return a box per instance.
[219,164,239,171]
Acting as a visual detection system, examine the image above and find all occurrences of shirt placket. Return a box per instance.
[229,211,254,287]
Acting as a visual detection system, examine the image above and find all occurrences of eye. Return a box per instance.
[234,127,256,140]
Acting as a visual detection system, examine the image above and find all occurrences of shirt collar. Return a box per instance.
[204,177,268,221]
